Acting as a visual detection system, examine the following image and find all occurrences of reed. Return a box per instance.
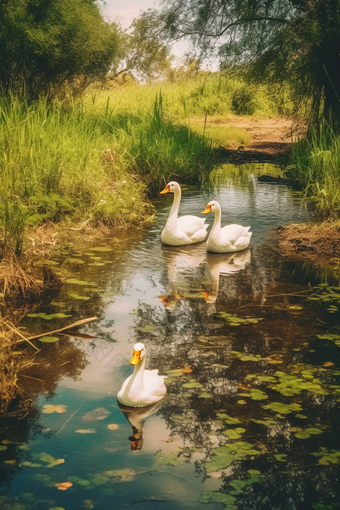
[288,123,340,216]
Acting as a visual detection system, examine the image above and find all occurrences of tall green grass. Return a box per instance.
[97,72,293,119]
[114,93,215,191]
[0,91,215,253]
[288,124,340,217]
[0,73,294,253]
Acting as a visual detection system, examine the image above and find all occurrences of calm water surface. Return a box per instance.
[1,164,340,510]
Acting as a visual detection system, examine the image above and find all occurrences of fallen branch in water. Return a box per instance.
[16,317,98,344]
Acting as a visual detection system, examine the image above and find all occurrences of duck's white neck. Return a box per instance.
[211,206,222,234]
[168,188,181,221]
[126,357,145,395]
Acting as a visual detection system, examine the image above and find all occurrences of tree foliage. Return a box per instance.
[161,0,340,128]
[0,0,122,99]
[112,9,173,80]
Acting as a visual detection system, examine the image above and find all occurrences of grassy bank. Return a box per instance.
[288,123,340,217]
[0,92,213,255]
[0,73,292,256]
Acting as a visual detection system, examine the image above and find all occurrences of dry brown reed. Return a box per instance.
[0,315,36,415]
[273,221,340,262]
[0,245,62,302]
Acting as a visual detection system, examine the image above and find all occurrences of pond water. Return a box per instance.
[1,163,340,510]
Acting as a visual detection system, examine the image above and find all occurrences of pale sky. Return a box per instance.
[101,0,160,29]
[101,0,218,70]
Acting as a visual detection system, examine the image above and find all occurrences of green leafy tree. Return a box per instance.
[0,0,122,99]
[112,9,173,80]
[161,0,340,129]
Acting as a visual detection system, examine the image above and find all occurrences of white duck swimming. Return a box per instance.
[160,181,208,246]
[117,343,167,407]
[202,200,252,253]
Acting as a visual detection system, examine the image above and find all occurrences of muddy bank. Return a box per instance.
[217,116,305,164]
[273,221,340,265]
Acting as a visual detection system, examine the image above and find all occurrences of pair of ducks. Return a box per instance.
[118,182,252,409]
[160,181,252,252]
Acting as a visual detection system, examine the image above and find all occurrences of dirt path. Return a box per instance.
[218,116,305,164]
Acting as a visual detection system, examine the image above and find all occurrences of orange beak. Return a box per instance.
[160,184,170,194]
[130,349,142,365]
[200,291,211,302]
[158,296,169,307]
[202,204,212,214]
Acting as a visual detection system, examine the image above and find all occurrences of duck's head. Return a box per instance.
[130,342,146,365]
[202,200,220,214]
[158,293,186,310]
[200,291,217,304]
[160,181,180,194]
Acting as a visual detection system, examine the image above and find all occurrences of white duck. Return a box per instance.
[202,200,252,253]
[160,181,208,246]
[117,343,167,407]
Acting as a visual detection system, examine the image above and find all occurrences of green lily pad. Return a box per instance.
[216,413,241,425]
[275,454,287,462]
[31,473,55,487]
[251,418,276,427]
[294,430,310,439]
[249,389,268,400]
[27,312,71,320]
[305,427,323,435]
[89,246,114,252]
[182,382,202,388]
[262,402,303,414]
[198,392,213,398]
[205,442,260,472]
[257,375,277,382]
[165,369,184,378]
[68,293,90,300]
[198,491,237,507]
[135,324,158,332]
[90,474,109,486]
[218,312,263,324]
[311,450,340,465]
[223,428,246,439]
[154,448,186,466]
[103,468,135,481]
[240,355,262,361]
[66,278,90,286]
[39,336,60,343]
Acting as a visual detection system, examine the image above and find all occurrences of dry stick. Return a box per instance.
[6,321,40,351]
[16,317,98,343]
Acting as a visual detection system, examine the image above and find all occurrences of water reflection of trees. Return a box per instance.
[0,232,144,494]
[132,244,340,509]
[0,330,88,490]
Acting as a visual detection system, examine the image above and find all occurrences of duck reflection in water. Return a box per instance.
[118,400,162,451]
[159,244,206,311]
[202,249,251,304]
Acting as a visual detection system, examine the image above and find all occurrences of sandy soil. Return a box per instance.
[218,116,305,163]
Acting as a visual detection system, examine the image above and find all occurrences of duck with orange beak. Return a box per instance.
[202,200,252,253]
[160,181,208,246]
[117,343,167,407]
